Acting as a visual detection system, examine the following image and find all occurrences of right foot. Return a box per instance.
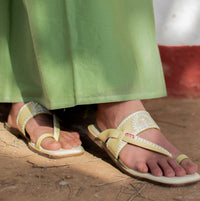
[7,103,82,150]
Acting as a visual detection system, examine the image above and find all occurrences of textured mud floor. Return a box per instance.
[0,98,200,201]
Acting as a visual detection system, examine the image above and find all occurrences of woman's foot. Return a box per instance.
[96,100,198,177]
[7,103,82,150]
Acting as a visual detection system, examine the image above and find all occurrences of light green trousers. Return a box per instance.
[0,0,166,110]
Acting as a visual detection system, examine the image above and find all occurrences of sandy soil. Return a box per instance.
[0,98,200,201]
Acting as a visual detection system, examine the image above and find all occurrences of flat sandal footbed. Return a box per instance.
[87,111,200,186]
[5,102,84,158]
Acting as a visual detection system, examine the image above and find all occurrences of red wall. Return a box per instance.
[159,46,200,98]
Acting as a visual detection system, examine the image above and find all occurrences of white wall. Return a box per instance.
[153,0,200,45]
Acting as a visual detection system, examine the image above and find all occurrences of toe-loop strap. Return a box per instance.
[36,133,55,150]
[35,114,60,150]
[176,154,189,164]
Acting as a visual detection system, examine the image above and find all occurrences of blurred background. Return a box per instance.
[153,0,200,98]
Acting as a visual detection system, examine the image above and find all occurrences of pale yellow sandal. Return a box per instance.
[88,110,200,185]
[5,102,84,158]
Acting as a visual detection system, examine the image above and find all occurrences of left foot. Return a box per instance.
[96,100,198,177]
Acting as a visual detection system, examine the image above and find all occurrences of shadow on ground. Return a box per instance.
[0,99,200,201]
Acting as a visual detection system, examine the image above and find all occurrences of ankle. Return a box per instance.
[96,100,146,130]
[7,103,25,127]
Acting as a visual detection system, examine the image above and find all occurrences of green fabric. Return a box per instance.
[0,0,166,110]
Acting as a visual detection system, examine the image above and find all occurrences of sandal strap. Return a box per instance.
[176,154,189,164]
[96,111,171,159]
[117,110,160,135]
[99,129,172,159]
[16,102,61,150]
[53,114,60,141]
[17,102,51,135]
[35,114,61,150]
[36,133,55,150]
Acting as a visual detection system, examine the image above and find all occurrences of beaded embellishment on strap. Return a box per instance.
[117,110,160,135]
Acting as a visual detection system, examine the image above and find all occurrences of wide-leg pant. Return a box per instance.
[0,0,166,109]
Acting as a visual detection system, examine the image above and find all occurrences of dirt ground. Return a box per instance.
[0,98,200,201]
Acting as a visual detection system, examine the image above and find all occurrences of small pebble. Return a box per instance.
[59,180,69,186]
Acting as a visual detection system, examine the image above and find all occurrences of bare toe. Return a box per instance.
[40,137,61,150]
[147,160,163,177]
[60,132,82,149]
[168,159,186,176]
[180,159,198,174]
[136,161,148,173]
[158,159,175,177]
